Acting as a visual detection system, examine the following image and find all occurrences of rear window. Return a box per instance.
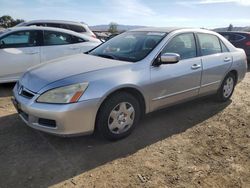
[68,24,86,32]
[46,23,61,28]
[15,22,26,27]
[220,33,246,42]
[231,34,245,42]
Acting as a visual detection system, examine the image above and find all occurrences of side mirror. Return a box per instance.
[154,53,180,66]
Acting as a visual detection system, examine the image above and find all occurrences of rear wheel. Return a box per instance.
[96,92,141,141]
[216,72,236,102]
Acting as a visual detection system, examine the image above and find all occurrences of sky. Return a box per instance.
[0,0,250,28]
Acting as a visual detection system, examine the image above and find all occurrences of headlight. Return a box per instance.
[37,83,88,104]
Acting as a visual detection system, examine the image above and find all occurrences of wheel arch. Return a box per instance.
[220,69,238,88]
[229,69,238,83]
[94,86,147,131]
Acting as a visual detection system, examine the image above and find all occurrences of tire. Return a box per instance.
[96,92,141,141]
[216,72,236,102]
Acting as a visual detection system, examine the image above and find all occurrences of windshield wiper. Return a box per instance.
[95,53,118,60]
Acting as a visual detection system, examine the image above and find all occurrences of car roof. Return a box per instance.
[0,26,90,39]
[218,31,250,34]
[21,20,88,26]
[130,27,216,34]
[130,27,188,33]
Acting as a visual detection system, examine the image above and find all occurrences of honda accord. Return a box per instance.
[12,28,247,140]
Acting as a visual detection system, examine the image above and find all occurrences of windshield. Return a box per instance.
[89,31,167,62]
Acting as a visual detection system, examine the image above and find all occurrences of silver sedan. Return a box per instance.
[12,27,247,140]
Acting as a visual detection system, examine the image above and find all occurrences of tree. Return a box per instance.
[0,15,24,28]
[227,24,233,31]
[13,19,25,26]
[108,22,118,34]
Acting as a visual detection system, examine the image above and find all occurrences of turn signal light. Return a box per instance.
[69,91,84,103]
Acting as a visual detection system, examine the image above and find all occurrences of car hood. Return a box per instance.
[20,53,130,92]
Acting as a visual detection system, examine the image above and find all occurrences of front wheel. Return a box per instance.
[216,72,236,102]
[96,92,141,141]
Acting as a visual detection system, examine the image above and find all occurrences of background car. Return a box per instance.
[16,20,97,39]
[219,31,250,62]
[12,28,247,140]
[0,26,101,83]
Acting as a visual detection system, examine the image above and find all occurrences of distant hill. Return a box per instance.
[213,26,250,32]
[90,24,146,32]
[90,24,250,32]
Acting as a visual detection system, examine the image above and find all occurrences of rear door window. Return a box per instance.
[43,31,85,45]
[197,33,221,56]
[44,31,73,45]
[0,30,39,48]
[72,36,86,43]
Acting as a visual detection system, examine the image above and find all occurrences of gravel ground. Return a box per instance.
[0,71,249,188]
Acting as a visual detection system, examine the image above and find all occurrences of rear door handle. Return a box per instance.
[224,57,231,62]
[191,64,201,70]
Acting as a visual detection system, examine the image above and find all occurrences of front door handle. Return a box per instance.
[191,64,201,70]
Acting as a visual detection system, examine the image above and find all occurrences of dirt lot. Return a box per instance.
[0,70,249,188]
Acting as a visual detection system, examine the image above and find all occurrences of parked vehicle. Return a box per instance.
[218,31,250,61]
[106,33,121,41]
[16,20,97,38]
[12,28,247,140]
[0,26,101,83]
[94,32,110,42]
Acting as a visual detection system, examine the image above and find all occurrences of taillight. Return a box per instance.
[246,41,250,46]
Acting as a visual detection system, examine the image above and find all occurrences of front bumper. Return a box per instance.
[12,84,100,136]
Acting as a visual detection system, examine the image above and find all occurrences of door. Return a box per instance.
[0,30,41,82]
[197,33,233,95]
[150,33,202,111]
[40,30,82,62]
